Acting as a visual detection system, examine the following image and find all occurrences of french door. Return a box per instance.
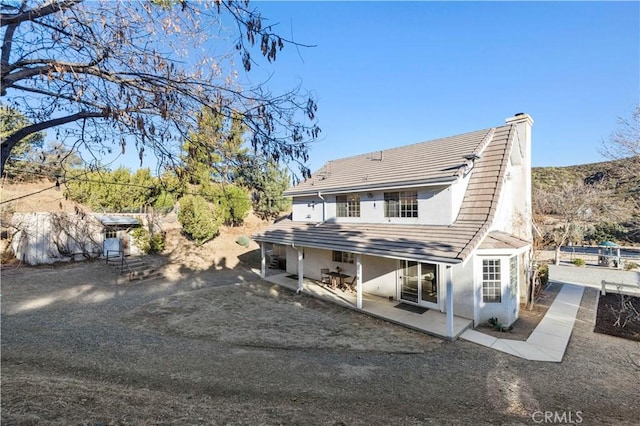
[400,260,438,308]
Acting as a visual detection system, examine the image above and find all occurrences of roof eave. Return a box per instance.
[252,233,462,265]
[284,176,458,197]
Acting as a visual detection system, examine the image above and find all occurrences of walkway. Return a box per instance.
[460,284,585,362]
[261,272,473,340]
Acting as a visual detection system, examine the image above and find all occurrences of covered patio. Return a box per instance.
[262,272,473,340]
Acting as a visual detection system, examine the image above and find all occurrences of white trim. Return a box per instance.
[446,267,454,338]
[475,244,531,257]
[284,177,458,197]
[297,249,304,293]
[356,254,363,309]
[260,242,266,279]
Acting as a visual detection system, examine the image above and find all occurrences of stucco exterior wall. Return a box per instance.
[292,185,455,226]
[474,254,520,327]
[361,255,397,297]
[292,196,325,222]
[451,261,475,321]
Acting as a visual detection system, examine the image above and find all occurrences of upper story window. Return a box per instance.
[384,191,418,218]
[336,194,361,217]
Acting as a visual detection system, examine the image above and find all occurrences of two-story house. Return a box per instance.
[253,113,534,337]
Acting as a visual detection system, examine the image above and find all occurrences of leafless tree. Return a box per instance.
[600,106,640,236]
[533,181,614,265]
[1,0,320,179]
[601,106,640,165]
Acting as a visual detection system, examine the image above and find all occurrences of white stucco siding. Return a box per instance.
[449,173,471,223]
[361,255,397,297]
[451,261,475,321]
[509,162,533,240]
[296,247,334,280]
[292,196,325,222]
[285,246,298,275]
[475,254,519,327]
[491,122,532,241]
[419,187,454,225]
[308,185,454,226]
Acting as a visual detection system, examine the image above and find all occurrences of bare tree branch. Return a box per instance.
[0,0,82,27]
[0,0,320,178]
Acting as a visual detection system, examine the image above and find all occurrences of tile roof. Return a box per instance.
[254,122,530,263]
[285,128,495,195]
[478,231,531,250]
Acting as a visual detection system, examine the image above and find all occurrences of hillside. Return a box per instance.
[532,157,639,198]
[533,158,639,244]
[0,179,273,270]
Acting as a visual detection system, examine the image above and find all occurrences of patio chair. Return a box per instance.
[320,268,331,286]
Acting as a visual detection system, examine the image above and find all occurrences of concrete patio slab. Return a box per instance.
[261,272,473,340]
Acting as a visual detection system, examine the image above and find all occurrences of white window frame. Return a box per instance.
[482,258,502,303]
[384,191,418,218]
[336,194,361,217]
[509,256,518,297]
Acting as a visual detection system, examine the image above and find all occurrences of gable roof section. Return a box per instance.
[478,231,531,251]
[255,123,525,264]
[285,128,495,196]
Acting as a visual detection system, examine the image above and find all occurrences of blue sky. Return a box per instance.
[242,1,639,173]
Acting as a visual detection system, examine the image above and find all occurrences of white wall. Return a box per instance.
[292,196,325,222]
[286,247,397,297]
[451,261,475,321]
[361,255,397,297]
[286,246,299,275]
[474,254,519,327]
[292,185,456,226]
[450,172,472,222]
[499,116,533,241]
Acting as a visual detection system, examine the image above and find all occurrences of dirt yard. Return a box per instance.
[2,259,639,425]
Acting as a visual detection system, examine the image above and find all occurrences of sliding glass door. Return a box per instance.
[400,261,438,308]
[400,261,419,303]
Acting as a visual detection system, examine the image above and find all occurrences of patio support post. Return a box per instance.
[297,248,304,294]
[446,266,454,339]
[260,242,266,279]
[356,254,362,309]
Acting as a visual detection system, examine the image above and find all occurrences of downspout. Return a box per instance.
[318,191,326,222]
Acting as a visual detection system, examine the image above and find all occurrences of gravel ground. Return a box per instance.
[2,260,639,425]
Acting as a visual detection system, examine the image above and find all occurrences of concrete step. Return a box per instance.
[117,270,164,284]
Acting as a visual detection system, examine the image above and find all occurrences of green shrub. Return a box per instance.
[153,191,175,214]
[572,258,585,267]
[200,184,251,226]
[249,162,293,220]
[177,194,221,245]
[132,227,166,254]
[624,261,639,271]
[536,263,549,286]
[220,185,251,226]
[235,235,251,248]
